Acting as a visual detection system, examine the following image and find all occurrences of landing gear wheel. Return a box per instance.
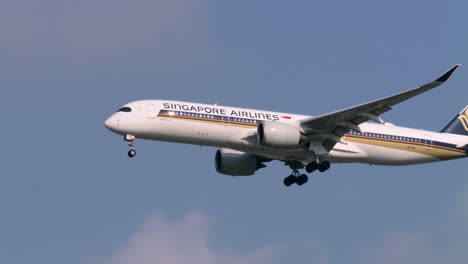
[124,134,137,158]
[283,175,296,187]
[296,174,309,186]
[318,161,330,172]
[305,162,318,173]
[128,149,136,158]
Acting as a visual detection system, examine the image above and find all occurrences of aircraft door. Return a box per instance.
[147,104,156,119]
[424,135,433,150]
[222,116,230,125]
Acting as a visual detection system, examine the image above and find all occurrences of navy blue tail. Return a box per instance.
[440,106,468,136]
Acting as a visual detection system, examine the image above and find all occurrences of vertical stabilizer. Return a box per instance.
[440,106,468,136]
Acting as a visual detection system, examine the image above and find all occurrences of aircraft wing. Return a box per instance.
[456,143,468,150]
[300,64,461,155]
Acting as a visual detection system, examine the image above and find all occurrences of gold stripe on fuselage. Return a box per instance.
[344,134,466,160]
[157,114,467,159]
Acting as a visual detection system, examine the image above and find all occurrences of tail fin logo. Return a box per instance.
[457,108,468,132]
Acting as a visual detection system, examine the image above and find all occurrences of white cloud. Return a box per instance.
[82,184,468,264]
[356,233,440,264]
[85,210,280,264]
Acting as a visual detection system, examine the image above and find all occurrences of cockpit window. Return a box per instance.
[117,107,132,112]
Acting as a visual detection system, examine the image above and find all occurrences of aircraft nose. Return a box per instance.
[105,115,116,131]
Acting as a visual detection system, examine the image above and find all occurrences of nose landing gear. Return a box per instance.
[124,134,136,158]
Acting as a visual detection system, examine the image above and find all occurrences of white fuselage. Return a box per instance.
[105,100,468,165]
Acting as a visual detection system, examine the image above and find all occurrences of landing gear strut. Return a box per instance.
[125,134,136,158]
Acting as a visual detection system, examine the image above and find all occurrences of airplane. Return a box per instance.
[105,64,467,186]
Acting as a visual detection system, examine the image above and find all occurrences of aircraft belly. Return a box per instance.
[327,141,368,163]
[353,142,438,165]
[250,147,314,161]
[137,118,257,150]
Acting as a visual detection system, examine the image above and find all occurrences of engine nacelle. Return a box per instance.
[257,121,302,148]
[215,148,263,176]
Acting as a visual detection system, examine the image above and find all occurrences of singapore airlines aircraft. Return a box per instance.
[105,64,468,186]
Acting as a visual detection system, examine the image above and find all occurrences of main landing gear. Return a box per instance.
[283,160,331,187]
[305,160,331,173]
[283,170,308,187]
[125,134,136,158]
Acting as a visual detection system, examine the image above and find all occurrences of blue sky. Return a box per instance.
[1,0,468,263]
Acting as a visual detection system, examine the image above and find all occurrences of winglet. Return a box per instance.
[436,64,461,82]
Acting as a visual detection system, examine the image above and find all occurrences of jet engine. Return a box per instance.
[215,148,265,176]
[257,121,302,148]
